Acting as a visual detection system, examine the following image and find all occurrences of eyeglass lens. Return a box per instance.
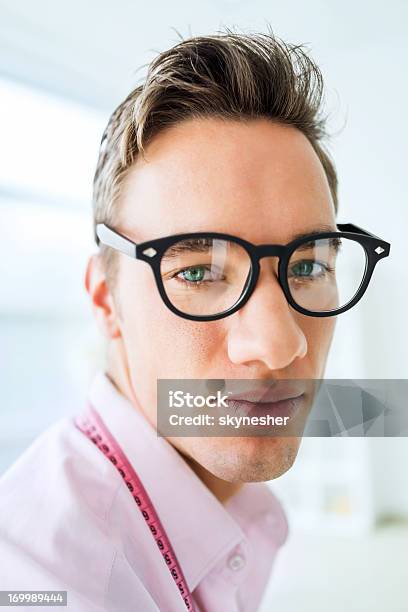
[159,235,368,317]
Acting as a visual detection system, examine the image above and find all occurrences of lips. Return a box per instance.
[224,381,307,423]
[226,381,306,404]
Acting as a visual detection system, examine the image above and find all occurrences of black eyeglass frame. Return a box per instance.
[95,222,390,322]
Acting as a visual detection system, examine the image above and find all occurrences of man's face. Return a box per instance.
[105,117,337,482]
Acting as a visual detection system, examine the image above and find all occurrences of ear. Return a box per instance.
[85,254,121,339]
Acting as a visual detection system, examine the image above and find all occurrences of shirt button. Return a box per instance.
[227,552,246,571]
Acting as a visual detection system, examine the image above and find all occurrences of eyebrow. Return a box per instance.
[290,225,342,252]
[290,225,338,242]
[161,225,340,258]
[162,238,214,259]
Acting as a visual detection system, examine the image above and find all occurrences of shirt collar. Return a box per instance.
[87,370,288,592]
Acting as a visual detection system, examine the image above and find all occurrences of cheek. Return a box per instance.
[301,315,336,368]
[145,320,223,377]
[118,259,223,377]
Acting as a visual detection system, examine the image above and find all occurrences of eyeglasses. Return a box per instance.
[95,222,390,322]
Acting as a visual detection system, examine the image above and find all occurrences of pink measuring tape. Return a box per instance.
[74,404,196,612]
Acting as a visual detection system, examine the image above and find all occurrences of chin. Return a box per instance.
[185,435,302,483]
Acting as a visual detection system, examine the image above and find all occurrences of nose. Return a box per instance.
[227,258,308,370]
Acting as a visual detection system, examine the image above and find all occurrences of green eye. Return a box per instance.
[181,266,206,282]
[293,261,314,276]
[290,260,325,278]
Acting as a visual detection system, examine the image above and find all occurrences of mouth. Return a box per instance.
[226,393,305,420]
[227,380,305,402]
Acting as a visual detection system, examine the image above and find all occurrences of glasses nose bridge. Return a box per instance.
[255,244,285,261]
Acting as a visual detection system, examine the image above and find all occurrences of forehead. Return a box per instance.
[118,117,336,242]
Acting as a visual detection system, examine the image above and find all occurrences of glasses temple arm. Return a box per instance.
[337,223,385,241]
[95,224,137,258]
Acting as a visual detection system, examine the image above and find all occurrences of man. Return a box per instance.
[0,29,389,611]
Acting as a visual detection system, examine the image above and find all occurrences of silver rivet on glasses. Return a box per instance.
[143,247,157,257]
[375,246,385,254]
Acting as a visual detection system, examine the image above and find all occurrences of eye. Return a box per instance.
[180,266,206,283]
[289,260,329,279]
[176,265,224,286]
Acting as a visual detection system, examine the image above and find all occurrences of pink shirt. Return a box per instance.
[0,371,288,611]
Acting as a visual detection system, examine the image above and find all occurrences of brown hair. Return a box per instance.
[93,27,338,287]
